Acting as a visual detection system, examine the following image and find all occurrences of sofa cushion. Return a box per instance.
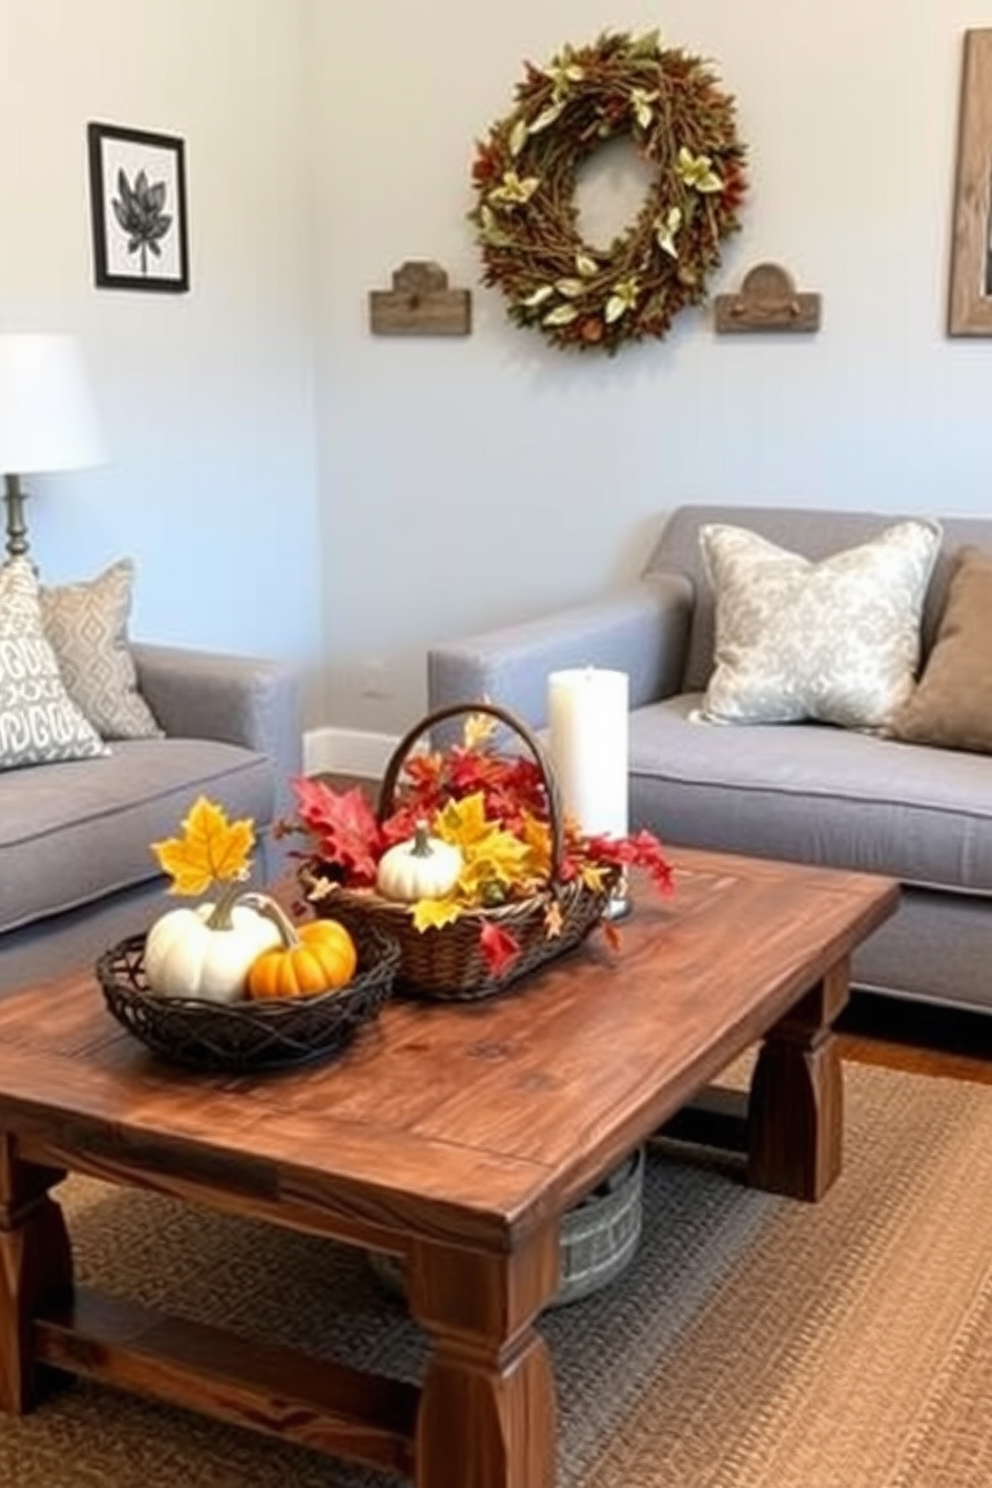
[0,738,275,935]
[629,693,992,895]
[888,545,992,754]
[0,557,109,769]
[697,520,941,730]
[39,559,163,740]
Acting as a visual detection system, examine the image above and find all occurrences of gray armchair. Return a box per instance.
[428,504,992,1017]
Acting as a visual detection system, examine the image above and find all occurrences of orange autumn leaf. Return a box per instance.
[601,919,622,953]
[544,898,564,939]
[150,796,255,897]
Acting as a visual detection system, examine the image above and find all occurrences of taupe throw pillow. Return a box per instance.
[39,559,162,739]
[698,519,942,730]
[0,557,109,769]
[889,545,992,753]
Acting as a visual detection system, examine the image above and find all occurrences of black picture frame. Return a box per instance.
[87,122,189,293]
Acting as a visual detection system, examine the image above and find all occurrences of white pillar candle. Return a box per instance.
[547,667,629,839]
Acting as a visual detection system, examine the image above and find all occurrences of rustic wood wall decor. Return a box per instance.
[948,29,992,336]
[368,261,472,337]
[714,262,821,334]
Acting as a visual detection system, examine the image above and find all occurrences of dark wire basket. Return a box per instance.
[96,921,400,1073]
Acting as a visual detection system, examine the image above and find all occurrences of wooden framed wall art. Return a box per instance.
[948,29,992,335]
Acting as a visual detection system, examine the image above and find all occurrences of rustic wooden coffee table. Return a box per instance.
[0,847,896,1487]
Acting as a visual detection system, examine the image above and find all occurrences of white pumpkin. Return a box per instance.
[144,901,281,1002]
[376,822,463,903]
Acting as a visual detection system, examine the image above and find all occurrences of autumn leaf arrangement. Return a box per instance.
[279,710,674,982]
[469,29,747,354]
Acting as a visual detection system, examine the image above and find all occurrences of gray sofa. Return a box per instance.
[0,644,302,992]
[428,505,992,1017]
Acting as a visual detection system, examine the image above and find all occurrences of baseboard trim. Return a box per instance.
[302,726,402,780]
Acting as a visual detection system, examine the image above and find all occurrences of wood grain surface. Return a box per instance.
[0,847,898,1487]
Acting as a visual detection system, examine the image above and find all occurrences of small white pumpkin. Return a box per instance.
[376,821,463,903]
[144,898,281,1002]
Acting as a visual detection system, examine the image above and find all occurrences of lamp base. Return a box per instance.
[3,472,30,561]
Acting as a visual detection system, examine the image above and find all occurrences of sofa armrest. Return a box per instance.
[427,575,693,729]
[133,644,303,796]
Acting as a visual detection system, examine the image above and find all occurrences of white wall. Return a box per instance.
[3,3,990,755]
[0,0,325,718]
[305,0,992,746]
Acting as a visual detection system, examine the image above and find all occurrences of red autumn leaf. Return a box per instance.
[399,751,446,797]
[479,920,521,977]
[289,776,382,886]
[587,830,675,897]
[446,747,509,794]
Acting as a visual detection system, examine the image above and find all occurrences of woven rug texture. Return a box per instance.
[2,1061,992,1487]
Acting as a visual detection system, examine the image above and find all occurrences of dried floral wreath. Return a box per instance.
[469,29,748,355]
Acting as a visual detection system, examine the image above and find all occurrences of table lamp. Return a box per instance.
[0,333,106,563]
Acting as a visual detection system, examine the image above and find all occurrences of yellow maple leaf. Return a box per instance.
[580,863,611,893]
[463,711,498,751]
[437,792,496,848]
[412,897,464,932]
[465,829,532,888]
[150,796,256,897]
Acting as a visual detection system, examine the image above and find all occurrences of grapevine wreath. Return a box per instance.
[469,29,748,354]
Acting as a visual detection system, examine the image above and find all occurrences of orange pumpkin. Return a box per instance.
[246,902,357,999]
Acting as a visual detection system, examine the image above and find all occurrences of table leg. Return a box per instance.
[748,962,848,1201]
[407,1222,560,1488]
[0,1136,73,1413]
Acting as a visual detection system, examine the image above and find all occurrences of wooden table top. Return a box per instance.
[0,848,897,1250]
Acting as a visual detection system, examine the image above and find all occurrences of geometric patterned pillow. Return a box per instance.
[0,557,109,769]
[698,519,942,731]
[39,558,163,740]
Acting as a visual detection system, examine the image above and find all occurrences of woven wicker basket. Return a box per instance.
[303,700,620,1002]
[369,1145,645,1309]
[96,922,400,1073]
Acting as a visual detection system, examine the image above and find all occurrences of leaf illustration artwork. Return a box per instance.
[112,167,173,275]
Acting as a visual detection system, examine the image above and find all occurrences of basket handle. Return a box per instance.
[377,700,567,887]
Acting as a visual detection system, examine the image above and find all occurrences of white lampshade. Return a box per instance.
[0,333,106,474]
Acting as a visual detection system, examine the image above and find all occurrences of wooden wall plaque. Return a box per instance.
[714,262,821,334]
[368,261,472,337]
[948,29,992,336]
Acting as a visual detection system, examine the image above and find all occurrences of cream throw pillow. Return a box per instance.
[699,519,942,730]
[889,545,992,753]
[0,557,109,769]
[39,559,162,740]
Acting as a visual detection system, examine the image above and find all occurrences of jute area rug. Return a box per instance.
[3,1061,992,1488]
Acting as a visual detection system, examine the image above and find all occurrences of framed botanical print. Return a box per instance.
[87,122,190,293]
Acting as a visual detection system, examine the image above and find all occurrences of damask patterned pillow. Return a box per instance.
[698,519,942,730]
[0,557,109,769]
[39,559,162,739]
